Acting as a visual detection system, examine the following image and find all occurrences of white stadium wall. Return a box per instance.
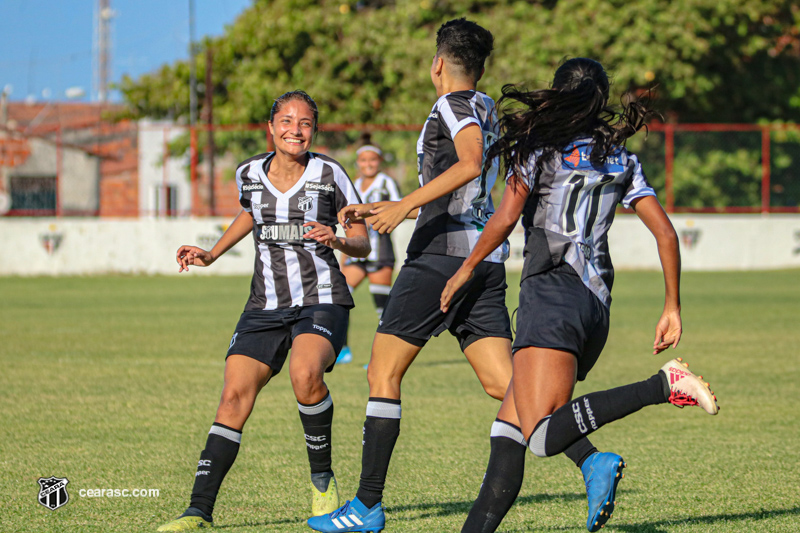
[1,215,799,276]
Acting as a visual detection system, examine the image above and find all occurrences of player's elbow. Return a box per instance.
[654,225,679,249]
[349,239,371,258]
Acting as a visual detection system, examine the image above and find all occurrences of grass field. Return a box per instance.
[1,270,799,532]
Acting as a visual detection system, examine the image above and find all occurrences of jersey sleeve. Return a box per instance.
[439,94,481,139]
[235,162,253,212]
[621,153,657,208]
[383,174,402,201]
[509,152,540,190]
[333,165,363,215]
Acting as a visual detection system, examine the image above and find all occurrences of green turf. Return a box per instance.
[1,271,799,532]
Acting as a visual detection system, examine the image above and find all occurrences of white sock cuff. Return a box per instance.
[366,399,401,419]
[527,416,550,457]
[209,424,242,444]
[490,420,526,446]
[369,284,392,295]
[298,393,333,415]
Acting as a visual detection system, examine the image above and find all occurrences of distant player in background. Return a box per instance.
[440,58,719,533]
[308,18,515,533]
[157,91,369,532]
[336,134,403,365]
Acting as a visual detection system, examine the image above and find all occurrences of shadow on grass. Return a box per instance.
[387,491,592,520]
[212,492,591,529]
[504,505,800,533]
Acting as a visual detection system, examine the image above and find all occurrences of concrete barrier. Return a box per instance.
[1,214,799,276]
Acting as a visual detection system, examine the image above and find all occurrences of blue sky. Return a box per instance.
[0,0,252,103]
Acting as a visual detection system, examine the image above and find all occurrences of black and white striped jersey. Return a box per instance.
[352,172,401,264]
[235,152,363,310]
[408,90,509,263]
[517,140,657,307]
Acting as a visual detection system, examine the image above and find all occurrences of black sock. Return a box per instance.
[356,398,401,509]
[529,373,667,457]
[298,392,335,491]
[461,420,526,533]
[370,284,391,318]
[189,422,241,517]
[563,438,598,469]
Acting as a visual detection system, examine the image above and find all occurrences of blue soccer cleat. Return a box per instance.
[581,452,626,532]
[307,497,385,532]
[336,346,353,365]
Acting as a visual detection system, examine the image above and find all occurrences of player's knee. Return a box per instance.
[366,361,402,397]
[290,368,325,403]
[217,387,252,418]
[479,375,509,401]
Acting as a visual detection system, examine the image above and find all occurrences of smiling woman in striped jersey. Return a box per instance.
[158,91,369,532]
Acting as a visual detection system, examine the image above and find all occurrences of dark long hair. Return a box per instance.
[269,90,319,133]
[488,58,658,185]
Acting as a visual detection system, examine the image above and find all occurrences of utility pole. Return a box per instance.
[205,47,215,216]
[188,0,197,127]
[95,0,113,102]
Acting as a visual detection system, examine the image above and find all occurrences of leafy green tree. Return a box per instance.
[118,0,800,204]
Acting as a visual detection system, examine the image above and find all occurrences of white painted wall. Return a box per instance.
[1,215,799,276]
[137,120,191,217]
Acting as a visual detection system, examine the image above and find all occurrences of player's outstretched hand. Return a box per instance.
[338,203,375,228]
[440,265,474,313]
[370,200,412,235]
[176,245,214,272]
[303,221,340,249]
[653,307,682,354]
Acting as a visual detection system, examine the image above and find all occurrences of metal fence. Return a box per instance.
[2,121,799,217]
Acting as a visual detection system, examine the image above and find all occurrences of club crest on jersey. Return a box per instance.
[38,477,69,511]
[297,196,314,212]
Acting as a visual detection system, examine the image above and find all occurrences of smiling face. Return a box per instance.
[356,150,382,179]
[268,99,316,158]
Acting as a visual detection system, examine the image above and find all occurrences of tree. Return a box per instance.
[118,0,800,203]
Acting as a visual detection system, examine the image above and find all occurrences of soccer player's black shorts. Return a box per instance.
[226,304,349,374]
[377,253,511,351]
[513,263,610,382]
[343,257,395,273]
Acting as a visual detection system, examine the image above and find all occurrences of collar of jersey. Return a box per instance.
[256,152,318,199]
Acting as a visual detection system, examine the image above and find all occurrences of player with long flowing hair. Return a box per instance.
[440,58,719,533]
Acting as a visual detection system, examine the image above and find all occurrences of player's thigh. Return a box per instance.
[341,263,368,288]
[289,304,349,378]
[463,336,513,400]
[512,346,578,437]
[366,266,393,286]
[366,332,423,399]
[289,333,337,383]
[222,354,274,398]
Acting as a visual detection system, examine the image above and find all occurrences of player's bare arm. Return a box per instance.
[440,176,528,312]
[369,124,484,235]
[304,219,371,258]
[176,209,253,272]
[632,195,682,354]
